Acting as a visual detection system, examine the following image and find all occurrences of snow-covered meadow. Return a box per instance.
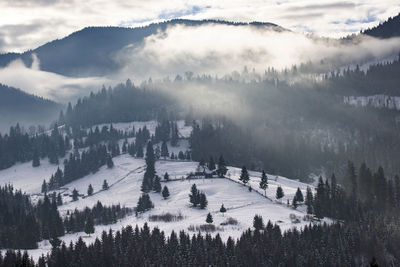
[0,120,329,260]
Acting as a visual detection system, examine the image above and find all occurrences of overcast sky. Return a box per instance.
[0,0,399,53]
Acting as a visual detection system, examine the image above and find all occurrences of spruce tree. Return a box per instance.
[102,180,109,190]
[305,186,314,214]
[153,175,162,193]
[141,141,156,193]
[162,186,170,199]
[260,171,268,196]
[239,166,250,185]
[84,215,95,236]
[189,184,199,207]
[217,155,228,177]
[276,186,284,201]
[295,188,304,202]
[87,184,94,195]
[253,215,264,230]
[41,180,48,194]
[199,193,208,209]
[72,188,79,201]
[164,172,170,181]
[161,141,169,159]
[206,213,213,224]
[292,197,298,209]
[136,193,154,213]
[314,177,325,219]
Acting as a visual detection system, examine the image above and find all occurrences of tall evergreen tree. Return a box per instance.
[295,188,304,202]
[216,155,228,177]
[239,166,250,185]
[162,186,170,199]
[161,141,169,159]
[84,215,95,236]
[153,175,162,193]
[206,213,213,224]
[259,170,268,196]
[305,186,314,214]
[87,184,94,195]
[102,180,109,190]
[72,188,79,201]
[141,141,156,192]
[253,215,264,230]
[276,186,284,201]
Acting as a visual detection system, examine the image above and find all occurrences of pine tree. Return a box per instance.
[276,186,284,201]
[199,193,208,209]
[87,184,94,195]
[292,197,298,209]
[253,215,264,230]
[220,204,227,216]
[141,141,156,193]
[153,175,162,193]
[162,186,170,199]
[239,166,250,185]
[136,193,154,213]
[41,180,48,194]
[102,180,109,190]
[72,188,79,201]
[206,213,213,224]
[84,215,95,236]
[305,186,314,214]
[164,172,170,181]
[161,141,169,159]
[295,188,304,202]
[314,177,325,219]
[189,184,199,207]
[259,171,268,196]
[216,155,228,177]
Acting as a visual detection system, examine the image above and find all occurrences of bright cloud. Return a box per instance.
[0,0,399,53]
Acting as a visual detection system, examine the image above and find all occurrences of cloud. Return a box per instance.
[0,0,399,53]
[0,54,110,103]
[113,23,400,82]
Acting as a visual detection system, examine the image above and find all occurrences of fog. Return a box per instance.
[1,22,400,105]
[0,54,110,103]
[114,24,400,80]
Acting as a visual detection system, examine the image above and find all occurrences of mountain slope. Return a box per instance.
[0,20,283,77]
[0,83,61,131]
[362,13,400,38]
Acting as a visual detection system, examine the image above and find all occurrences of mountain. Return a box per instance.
[0,20,283,78]
[0,83,61,132]
[362,13,400,38]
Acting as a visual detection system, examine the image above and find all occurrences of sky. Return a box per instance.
[0,0,399,53]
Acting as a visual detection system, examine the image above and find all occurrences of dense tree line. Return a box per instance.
[64,202,133,233]
[0,185,63,249]
[62,80,174,128]
[0,123,68,170]
[34,217,400,266]
[46,144,112,189]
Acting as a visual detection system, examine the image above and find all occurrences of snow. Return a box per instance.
[0,159,61,194]
[0,120,331,261]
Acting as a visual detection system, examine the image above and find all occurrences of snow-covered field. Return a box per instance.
[0,120,330,260]
[0,153,327,260]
